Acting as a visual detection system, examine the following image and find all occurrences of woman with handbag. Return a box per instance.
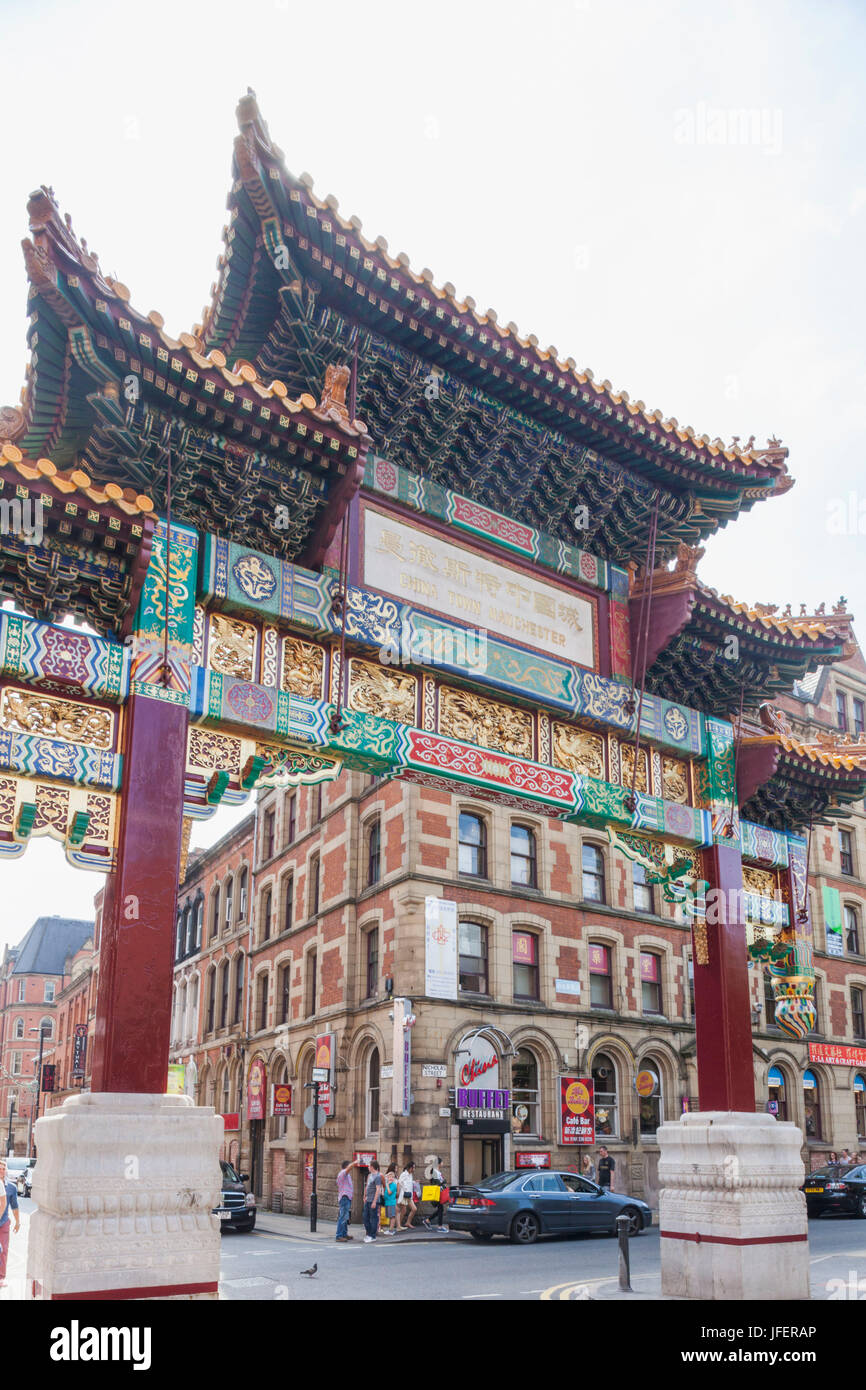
[395,1162,418,1230]
[422,1158,449,1231]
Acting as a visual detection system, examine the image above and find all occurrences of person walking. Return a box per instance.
[396,1162,418,1230]
[580,1152,596,1182]
[0,1158,21,1290]
[422,1157,449,1231]
[362,1160,385,1242]
[597,1145,615,1191]
[380,1167,398,1234]
[335,1158,359,1242]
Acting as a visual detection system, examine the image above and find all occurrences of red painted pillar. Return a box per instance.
[91,693,188,1092]
[693,840,756,1112]
[91,516,197,1094]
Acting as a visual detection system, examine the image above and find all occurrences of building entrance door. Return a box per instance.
[461,1136,502,1184]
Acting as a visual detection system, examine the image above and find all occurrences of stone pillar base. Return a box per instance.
[657,1111,809,1300]
[27,1092,223,1300]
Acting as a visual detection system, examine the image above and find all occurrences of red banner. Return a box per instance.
[315,1033,335,1116]
[588,945,608,973]
[512,932,536,964]
[559,1076,595,1145]
[808,1042,866,1068]
[640,953,659,982]
[272,1083,292,1116]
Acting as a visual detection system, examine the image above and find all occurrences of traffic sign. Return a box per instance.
[303,1104,327,1131]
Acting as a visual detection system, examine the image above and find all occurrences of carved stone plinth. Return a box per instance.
[27,1092,223,1300]
[658,1111,810,1300]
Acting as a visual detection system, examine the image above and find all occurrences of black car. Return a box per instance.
[214,1159,257,1232]
[802,1164,866,1218]
[446,1169,653,1244]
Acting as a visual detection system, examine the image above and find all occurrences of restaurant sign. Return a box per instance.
[72,1022,88,1080]
[457,1087,510,1120]
[515,1152,551,1169]
[808,1042,866,1068]
[559,1076,595,1145]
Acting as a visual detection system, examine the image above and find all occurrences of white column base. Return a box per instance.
[27,1092,223,1300]
[658,1111,810,1300]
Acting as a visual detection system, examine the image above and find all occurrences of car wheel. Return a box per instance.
[620,1207,643,1237]
[510,1212,540,1245]
[858,1195,866,1220]
[471,1231,494,1242]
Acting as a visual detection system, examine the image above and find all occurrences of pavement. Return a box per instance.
[256,1208,467,1244]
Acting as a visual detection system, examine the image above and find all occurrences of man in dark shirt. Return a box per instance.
[0,1158,21,1289]
[597,1146,615,1190]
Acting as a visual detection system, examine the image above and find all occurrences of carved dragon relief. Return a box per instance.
[551,722,605,778]
[438,686,533,758]
[348,658,418,726]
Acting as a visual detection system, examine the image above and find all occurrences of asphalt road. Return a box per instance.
[218,1211,866,1302]
[4,1199,864,1302]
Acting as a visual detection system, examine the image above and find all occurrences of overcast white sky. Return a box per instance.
[1,0,865,948]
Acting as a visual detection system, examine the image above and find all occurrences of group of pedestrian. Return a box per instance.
[0,1158,21,1290]
[336,1157,449,1242]
[578,1145,617,1189]
[827,1148,863,1166]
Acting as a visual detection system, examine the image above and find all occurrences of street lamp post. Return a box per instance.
[5,1097,14,1155]
[26,1024,51,1157]
[304,1079,322,1233]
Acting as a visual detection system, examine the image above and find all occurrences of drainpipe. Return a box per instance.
[240,797,260,1177]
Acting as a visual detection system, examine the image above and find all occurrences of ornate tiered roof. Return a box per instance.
[630,545,855,716]
[197,92,792,561]
[737,704,866,829]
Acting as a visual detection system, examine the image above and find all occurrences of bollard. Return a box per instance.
[616,1213,633,1292]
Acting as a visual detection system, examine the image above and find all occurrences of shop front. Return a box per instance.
[454,1026,515,1183]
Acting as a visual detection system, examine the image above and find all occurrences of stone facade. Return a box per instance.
[168,634,866,1221]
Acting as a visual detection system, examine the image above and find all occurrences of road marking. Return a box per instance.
[461,1293,501,1299]
[540,1278,606,1301]
[221,1276,276,1289]
[519,1289,546,1294]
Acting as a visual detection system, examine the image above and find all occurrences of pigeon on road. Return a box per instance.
[300,1263,318,1278]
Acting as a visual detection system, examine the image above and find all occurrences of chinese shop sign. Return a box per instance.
[809,1042,866,1068]
[72,1022,87,1080]
[315,1032,335,1116]
[559,1076,595,1145]
[272,1083,293,1116]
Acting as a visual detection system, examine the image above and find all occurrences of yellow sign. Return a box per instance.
[635,1070,657,1098]
[563,1081,591,1115]
[166,1063,185,1095]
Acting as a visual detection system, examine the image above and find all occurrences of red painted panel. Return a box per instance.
[693,842,756,1112]
[91,692,188,1093]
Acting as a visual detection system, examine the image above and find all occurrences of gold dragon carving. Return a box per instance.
[281,638,326,700]
[208,613,256,681]
[348,659,418,725]
[661,756,690,804]
[742,865,777,898]
[619,741,649,793]
[551,722,605,777]
[439,686,533,758]
[0,689,113,749]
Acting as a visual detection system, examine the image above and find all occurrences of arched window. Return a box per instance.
[768,1064,788,1121]
[195,899,204,951]
[283,875,294,933]
[13,1017,24,1040]
[219,959,231,1030]
[638,1057,664,1136]
[233,953,245,1026]
[803,1069,823,1140]
[511,1048,540,1136]
[238,868,248,923]
[365,929,379,1000]
[39,1016,54,1041]
[224,876,234,931]
[633,862,653,915]
[589,944,613,1010]
[640,952,663,1015]
[854,988,866,1040]
[512,931,540,1000]
[178,983,187,1042]
[185,905,196,956]
[510,825,537,888]
[763,969,777,1027]
[261,888,272,943]
[582,844,606,903]
[458,813,487,878]
[210,887,220,940]
[175,912,185,960]
[845,905,861,955]
[367,1048,381,1134]
[257,971,269,1032]
[459,921,488,995]
[221,1065,231,1115]
[278,961,291,1024]
[367,818,381,887]
[206,966,217,1033]
[855,1073,865,1143]
[592,1052,619,1137]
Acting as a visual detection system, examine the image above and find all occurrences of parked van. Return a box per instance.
[214,1159,256,1232]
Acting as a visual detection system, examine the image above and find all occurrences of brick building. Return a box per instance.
[170,627,866,1220]
[0,916,93,1155]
